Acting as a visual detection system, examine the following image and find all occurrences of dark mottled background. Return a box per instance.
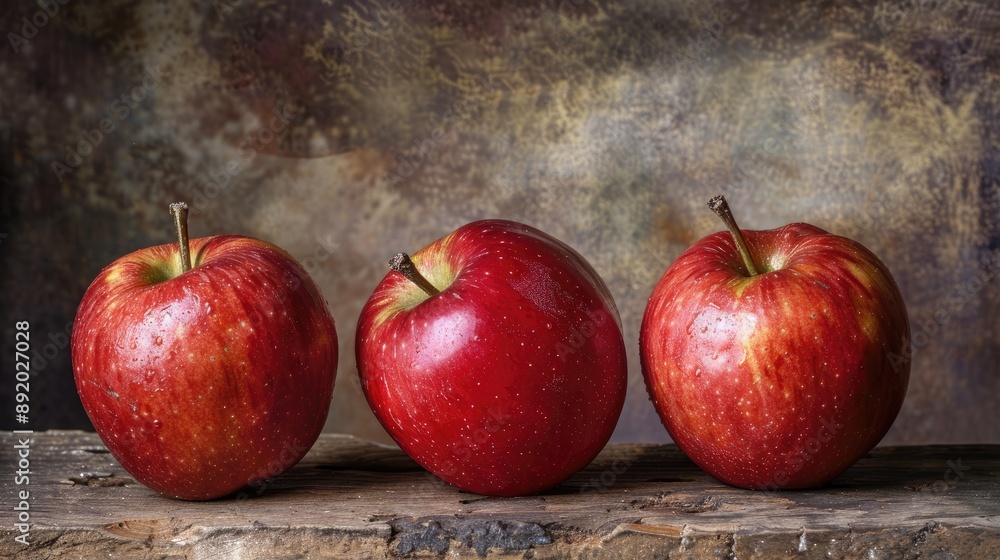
[1,0,997,446]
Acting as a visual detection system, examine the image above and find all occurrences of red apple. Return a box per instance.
[640,196,910,489]
[356,219,627,496]
[72,203,338,500]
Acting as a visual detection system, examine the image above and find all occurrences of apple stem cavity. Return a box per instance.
[389,252,440,296]
[169,202,193,273]
[708,195,759,276]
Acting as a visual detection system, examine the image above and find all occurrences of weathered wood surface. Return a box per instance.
[1,431,997,559]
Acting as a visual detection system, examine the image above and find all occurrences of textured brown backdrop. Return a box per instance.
[1,0,997,446]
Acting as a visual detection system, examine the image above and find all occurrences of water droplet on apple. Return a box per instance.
[694,368,702,377]
[711,353,719,360]
[152,419,162,430]
[129,340,138,350]
[154,336,163,346]
[546,323,552,329]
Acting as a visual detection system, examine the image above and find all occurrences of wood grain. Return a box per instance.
[1,431,997,558]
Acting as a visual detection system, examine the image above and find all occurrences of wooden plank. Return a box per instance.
[1,431,998,558]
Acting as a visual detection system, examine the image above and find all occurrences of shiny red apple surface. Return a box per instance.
[73,218,337,500]
[357,219,627,496]
[640,199,910,489]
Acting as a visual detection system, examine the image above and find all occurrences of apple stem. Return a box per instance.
[708,195,759,276]
[169,202,193,273]
[389,252,440,296]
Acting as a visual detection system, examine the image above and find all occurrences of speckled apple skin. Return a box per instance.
[357,220,627,496]
[641,223,910,490]
[72,235,338,500]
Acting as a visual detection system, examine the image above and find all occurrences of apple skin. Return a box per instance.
[72,235,338,500]
[356,220,627,496]
[640,223,910,490]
